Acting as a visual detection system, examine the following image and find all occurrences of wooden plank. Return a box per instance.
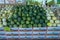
[0,27,60,39]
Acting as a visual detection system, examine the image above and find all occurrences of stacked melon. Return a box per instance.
[0,5,13,27]
[49,12,60,27]
[46,8,60,27]
[6,5,49,28]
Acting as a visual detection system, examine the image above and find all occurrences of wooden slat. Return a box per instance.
[0,27,60,39]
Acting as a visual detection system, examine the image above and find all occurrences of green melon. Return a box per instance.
[6,4,49,28]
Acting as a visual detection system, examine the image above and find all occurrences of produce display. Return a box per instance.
[5,4,49,28]
[46,8,60,27]
[0,1,60,39]
[0,5,60,28]
[0,5,13,27]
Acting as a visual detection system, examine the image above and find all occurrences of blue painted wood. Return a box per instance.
[0,28,4,31]
[0,36,6,39]
[39,32,46,35]
[33,27,46,30]
[0,27,60,31]
[25,36,32,38]
[0,36,59,39]
[0,31,5,35]
[47,32,60,35]
[48,27,60,31]
[0,27,60,39]
[46,36,59,39]
[33,36,46,39]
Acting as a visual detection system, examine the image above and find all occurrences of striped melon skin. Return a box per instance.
[6,5,49,28]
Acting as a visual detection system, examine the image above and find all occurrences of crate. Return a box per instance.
[0,27,60,40]
[0,1,60,40]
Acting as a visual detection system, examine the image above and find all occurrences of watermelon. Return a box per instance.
[6,4,49,28]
